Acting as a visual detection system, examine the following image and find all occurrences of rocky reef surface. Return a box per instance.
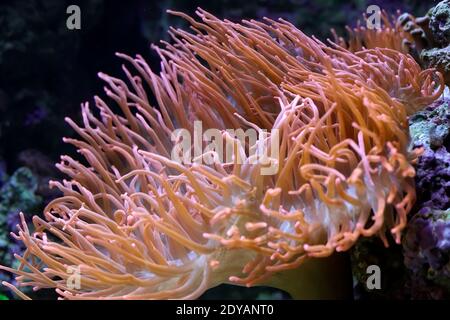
[0,0,449,300]
[406,97,450,299]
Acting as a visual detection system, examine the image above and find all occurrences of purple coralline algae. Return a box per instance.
[410,97,450,210]
[403,207,450,299]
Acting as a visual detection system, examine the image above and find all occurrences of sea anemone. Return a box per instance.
[0,9,444,299]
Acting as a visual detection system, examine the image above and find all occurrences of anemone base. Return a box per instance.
[264,253,353,300]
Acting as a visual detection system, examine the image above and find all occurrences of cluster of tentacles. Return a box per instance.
[332,10,431,56]
[0,9,444,299]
